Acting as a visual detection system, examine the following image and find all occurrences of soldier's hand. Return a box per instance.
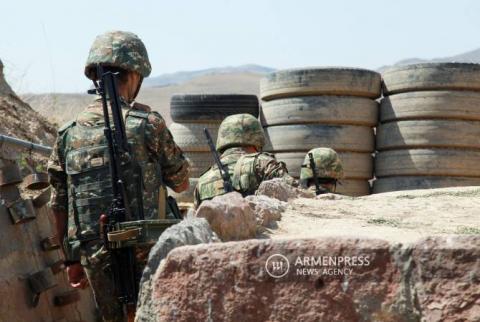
[67,263,89,289]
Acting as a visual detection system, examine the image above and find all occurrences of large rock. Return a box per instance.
[148,236,479,322]
[245,195,287,229]
[256,178,314,201]
[136,216,218,322]
[195,192,256,241]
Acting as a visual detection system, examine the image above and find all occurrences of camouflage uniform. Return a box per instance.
[48,31,189,322]
[194,114,295,207]
[299,147,344,194]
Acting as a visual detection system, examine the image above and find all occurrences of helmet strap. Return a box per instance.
[132,76,143,100]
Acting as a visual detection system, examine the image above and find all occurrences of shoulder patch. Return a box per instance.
[58,120,76,134]
[127,109,149,119]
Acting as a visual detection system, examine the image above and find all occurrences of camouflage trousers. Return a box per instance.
[80,241,152,322]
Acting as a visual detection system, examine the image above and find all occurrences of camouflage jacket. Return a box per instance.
[194,147,296,207]
[48,98,189,260]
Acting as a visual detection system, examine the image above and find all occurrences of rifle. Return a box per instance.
[88,65,140,311]
[204,128,233,193]
[308,152,322,196]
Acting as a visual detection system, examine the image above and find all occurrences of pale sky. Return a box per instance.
[1,0,479,94]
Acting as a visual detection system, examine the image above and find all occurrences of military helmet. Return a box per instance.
[300,147,344,181]
[84,31,152,80]
[216,114,265,152]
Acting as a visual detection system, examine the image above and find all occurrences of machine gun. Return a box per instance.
[204,128,233,193]
[88,65,141,311]
[308,152,322,196]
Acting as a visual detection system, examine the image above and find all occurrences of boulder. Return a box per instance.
[245,195,287,229]
[195,192,256,241]
[135,216,219,322]
[147,236,479,322]
[256,178,314,201]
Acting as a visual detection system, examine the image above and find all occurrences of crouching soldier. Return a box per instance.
[299,147,344,195]
[194,113,296,207]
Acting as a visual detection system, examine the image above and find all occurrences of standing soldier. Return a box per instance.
[299,147,344,194]
[47,31,189,321]
[194,113,296,207]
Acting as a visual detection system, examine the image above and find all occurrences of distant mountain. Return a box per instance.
[378,47,480,71]
[143,64,274,87]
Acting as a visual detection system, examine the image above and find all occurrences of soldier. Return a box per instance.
[194,113,296,207]
[47,31,189,322]
[299,147,344,194]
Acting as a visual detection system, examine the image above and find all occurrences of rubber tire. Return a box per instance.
[184,152,213,178]
[169,122,219,152]
[275,152,373,179]
[261,96,378,127]
[168,178,198,203]
[376,120,480,151]
[382,63,480,95]
[336,179,371,197]
[372,176,480,194]
[380,91,480,123]
[170,94,259,123]
[375,149,480,177]
[260,68,381,101]
[265,124,375,153]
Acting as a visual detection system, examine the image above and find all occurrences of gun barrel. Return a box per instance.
[0,134,52,156]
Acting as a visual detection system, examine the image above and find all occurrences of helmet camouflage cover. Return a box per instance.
[300,147,344,181]
[85,31,152,80]
[216,114,265,152]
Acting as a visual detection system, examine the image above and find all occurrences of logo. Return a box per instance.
[265,254,290,278]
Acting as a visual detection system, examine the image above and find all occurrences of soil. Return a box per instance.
[267,186,480,243]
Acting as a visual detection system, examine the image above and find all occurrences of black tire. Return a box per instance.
[380,91,480,123]
[376,120,480,151]
[260,67,381,101]
[382,63,480,95]
[170,94,259,123]
[275,152,373,179]
[169,122,219,152]
[372,176,480,194]
[261,96,378,127]
[264,124,375,153]
[375,149,480,178]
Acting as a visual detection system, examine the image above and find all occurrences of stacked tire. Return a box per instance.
[374,63,480,193]
[260,68,381,196]
[168,94,259,202]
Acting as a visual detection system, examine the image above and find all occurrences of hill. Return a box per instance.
[143,64,274,87]
[0,59,56,146]
[378,47,480,71]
